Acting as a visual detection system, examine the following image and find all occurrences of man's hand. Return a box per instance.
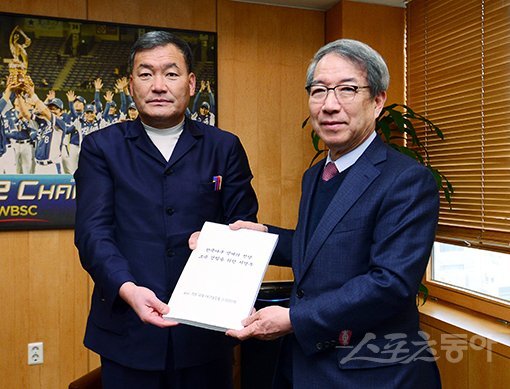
[94,77,103,91]
[226,305,292,341]
[66,90,76,102]
[229,220,268,233]
[188,231,200,250]
[104,90,114,102]
[3,74,20,100]
[188,220,268,250]
[45,90,56,102]
[119,282,178,328]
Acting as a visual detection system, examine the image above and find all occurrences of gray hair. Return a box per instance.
[128,31,193,74]
[305,39,389,97]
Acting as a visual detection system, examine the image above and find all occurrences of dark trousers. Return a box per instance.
[100,353,233,389]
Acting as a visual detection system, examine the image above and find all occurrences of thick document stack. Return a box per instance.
[164,221,279,332]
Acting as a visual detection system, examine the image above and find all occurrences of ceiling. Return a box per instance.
[233,0,406,11]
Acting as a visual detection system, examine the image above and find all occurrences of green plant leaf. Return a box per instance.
[311,129,321,152]
[417,283,429,306]
[374,103,452,205]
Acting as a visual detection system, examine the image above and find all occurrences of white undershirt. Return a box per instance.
[142,120,184,161]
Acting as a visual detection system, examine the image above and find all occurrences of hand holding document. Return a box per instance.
[164,221,278,332]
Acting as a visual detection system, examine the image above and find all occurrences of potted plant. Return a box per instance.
[304,103,454,304]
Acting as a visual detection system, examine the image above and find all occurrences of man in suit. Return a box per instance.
[224,39,441,388]
[74,31,258,389]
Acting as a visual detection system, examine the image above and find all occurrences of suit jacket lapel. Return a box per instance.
[297,136,387,283]
[125,119,166,165]
[293,162,321,281]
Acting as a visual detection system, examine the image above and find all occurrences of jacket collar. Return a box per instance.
[124,116,204,139]
[124,116,204,167]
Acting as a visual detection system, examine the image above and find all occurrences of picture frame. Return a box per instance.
[0,12,217,230]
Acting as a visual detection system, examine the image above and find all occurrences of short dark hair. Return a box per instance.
[128,31,194,74]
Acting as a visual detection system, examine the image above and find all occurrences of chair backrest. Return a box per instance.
[68,367,102,389]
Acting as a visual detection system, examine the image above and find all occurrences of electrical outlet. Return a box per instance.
[28,342,44,365]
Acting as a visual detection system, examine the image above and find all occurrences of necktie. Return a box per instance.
[322,162,339,182]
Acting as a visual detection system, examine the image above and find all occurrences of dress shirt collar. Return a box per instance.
[326,131,377,173]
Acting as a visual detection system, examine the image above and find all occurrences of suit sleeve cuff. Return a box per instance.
[103,269,137,309]
[290,301,340,356]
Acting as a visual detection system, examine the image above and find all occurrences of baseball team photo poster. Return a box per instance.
[0,12,217,230]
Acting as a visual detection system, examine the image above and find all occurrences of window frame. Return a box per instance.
[424,245,510,323]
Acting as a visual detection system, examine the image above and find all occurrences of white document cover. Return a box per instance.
[164,221,279,332]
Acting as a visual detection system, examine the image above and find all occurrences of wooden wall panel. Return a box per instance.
[87,0,216,32]
[469,348,510,389]
[325,1,342,43]
[0,230,89,389]
[420,323,470,389]
[1,231,30,389]
[0,0,86,19]
[217,0,324,281]
[326,0,406,106]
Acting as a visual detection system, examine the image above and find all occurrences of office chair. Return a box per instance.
[68,367,102,389]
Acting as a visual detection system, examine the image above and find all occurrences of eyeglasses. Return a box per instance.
[305,84,370,104]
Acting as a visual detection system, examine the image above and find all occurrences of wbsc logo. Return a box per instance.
[0,175,76,229]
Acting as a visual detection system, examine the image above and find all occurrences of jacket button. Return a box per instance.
[316,342,323,351]
[165,168,174,176]
[166,249,175,257]
[166,207,174,215]
[296,289,305,298]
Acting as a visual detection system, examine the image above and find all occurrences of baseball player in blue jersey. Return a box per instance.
[126,101,138,121]
[67,86,102,124]
[66,90,87,123]
[102,90,122,124]
[63,123,81,174]
[19,83,67,174]
[10,96,35,173]
[0,121,12,173]
[0,102,16,174]
[103,99,120,124]
[112,77,135,122]
[0,75,20,174]
[62,90,87,174]
[74,104,107,137]
[190,80,216,125]
[45,96,81,174]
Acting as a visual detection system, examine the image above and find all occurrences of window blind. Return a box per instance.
[407,0,510,253]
